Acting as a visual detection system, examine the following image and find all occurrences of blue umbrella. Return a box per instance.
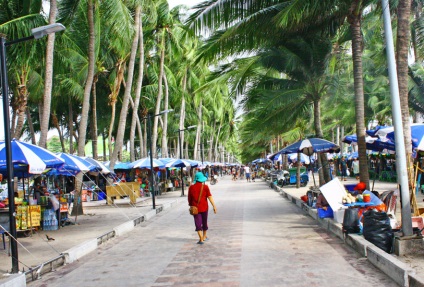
[252,158,271,164]
[0,139,64,175]
[372,124,424,150]
[342,134,395,152]
[288,153,311,164]
[129,157,165,169]
[276,138,340,156]
[347,152,359,160]
[50,153,98,176]
[164,158,193,168]
[115,162,132,170]
[83,157,112,174]
[182,159,200,167]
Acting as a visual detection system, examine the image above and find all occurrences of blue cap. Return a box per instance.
[193,172,207,183]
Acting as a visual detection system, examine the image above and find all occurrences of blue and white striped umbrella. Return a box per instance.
[342,134,395,152]
[288,153,311,164]
[0,139,64,175]
[83,157,112,174]
[370,124,424,151]
[129,157,165,169]
[164,158,193,168]
[56,153,98,174]
[276,138,340,156]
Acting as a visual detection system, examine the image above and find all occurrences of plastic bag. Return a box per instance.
[49,194,60,211]
[343,208,360,234]
[363,209,394,253]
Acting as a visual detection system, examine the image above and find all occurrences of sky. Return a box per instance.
[168,0,202,9]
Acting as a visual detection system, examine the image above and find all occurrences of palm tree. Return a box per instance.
[38,0,58,148]
[109,4,140,169]
[396,0,414,188]
[77,0,96,158]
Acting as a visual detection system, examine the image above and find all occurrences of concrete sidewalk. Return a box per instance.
[268,176,424,287]
[1,175,423,287]
[0,190,186,286]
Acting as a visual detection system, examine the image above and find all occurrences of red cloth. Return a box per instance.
[188,182,211,213]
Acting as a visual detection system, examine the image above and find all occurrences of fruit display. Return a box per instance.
[342,192,357,204]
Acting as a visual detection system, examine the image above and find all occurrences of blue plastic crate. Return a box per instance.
[317,206,334,218]
[98,192,106,200]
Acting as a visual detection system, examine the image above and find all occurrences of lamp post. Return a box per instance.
[145,109,173,209]
[177,125,196,196]
[1,23,65,273]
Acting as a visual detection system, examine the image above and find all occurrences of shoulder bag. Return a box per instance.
[189,183,204,215]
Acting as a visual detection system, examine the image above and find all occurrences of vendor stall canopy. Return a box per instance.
[0,140,64,176]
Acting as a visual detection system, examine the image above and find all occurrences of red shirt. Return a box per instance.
[188,182,212,213]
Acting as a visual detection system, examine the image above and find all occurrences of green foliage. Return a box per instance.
[47,136,64,153]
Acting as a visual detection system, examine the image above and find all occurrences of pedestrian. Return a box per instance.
[339,156,348,181]
[188,171,217,244]
[244,165,251,182]
[351,158,360,180]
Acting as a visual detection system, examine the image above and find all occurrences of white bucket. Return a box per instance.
[29,198,37,205]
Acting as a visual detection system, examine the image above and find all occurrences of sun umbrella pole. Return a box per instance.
[310,156,316,187]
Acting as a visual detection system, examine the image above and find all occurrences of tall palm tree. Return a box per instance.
[109,4,140,169]
[38,0,58,148]
[77,0,96,158]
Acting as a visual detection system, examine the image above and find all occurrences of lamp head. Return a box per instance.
[32,23,66,39]
[159,109,174,115]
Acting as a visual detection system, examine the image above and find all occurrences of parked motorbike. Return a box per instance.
[282,167,309,187]
[210,175,218,185]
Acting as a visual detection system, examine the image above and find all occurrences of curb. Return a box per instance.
[271,182,424,287]
[0,197,183,287]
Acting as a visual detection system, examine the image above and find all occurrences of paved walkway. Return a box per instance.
[22,175,398,287]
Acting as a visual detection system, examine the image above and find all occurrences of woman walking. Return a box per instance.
[188,172,217,244]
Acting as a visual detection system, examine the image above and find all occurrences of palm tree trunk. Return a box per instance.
[13,73,28,140]
[68,98,74,154]
[312,98,330,184]
[26,107,36,144]
[194,99,203,160]
[73,0,96,216]
[348,2,370,187]
[152,30,166,157]
[161,73,170,158]
[108,59,125,160]
[39,0,57,148]
[396,0,413,187]
[130,9,145,162]
[91,75,98,159]
[110,6,141,170]
[179,71,187,158]
[52,113,65,152]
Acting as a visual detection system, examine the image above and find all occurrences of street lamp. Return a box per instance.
[177,125,196,196]
[1,23,65,273]
[145,109,173,209]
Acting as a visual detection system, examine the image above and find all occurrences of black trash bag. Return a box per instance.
[343,208,360,234]
[363,209,394,253]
